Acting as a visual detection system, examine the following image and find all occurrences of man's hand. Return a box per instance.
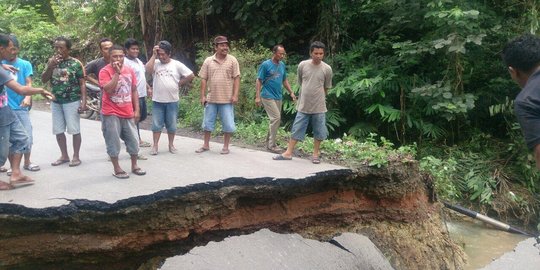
[231,95,238,104]
[20,96,32,108]
[255,96,262,107]
[147,86,153,99]
[152,45,159,57]
[41,89,55,101]
[1,64,18,74]
[112,61,122,74]
[200,96,207,106]
[290,92,297,102]
[134,111,141,123]
[46,54,62,69]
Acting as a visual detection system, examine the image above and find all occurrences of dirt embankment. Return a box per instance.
[0,162,465,269]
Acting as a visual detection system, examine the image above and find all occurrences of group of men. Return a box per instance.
[0,32,336,189]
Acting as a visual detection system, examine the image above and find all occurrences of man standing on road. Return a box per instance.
[99,44,145,179]
[0,35,40,174]
[145,40,194,155]
[255,44,296,153]
[41,36,87,168]
[196,36,240,155]
[273,41,333,164]
[0,34,54,190]
[503,34,540,169]
[124,38,153,150]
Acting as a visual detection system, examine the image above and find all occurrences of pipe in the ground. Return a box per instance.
[442,201,533,237]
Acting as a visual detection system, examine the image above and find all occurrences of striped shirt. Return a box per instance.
[198,54,240,104]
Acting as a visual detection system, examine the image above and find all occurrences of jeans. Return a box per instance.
[202,103,236,133]
[290,112,328,141]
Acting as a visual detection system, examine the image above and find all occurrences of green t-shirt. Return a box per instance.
[51,57,84,104]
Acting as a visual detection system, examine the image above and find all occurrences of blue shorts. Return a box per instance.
[13,110,32,153]
[152,101,178,133]
[101,115,139,157]
[290,112,328,141]
[0,118,29,166]
[202,103,236,133]
[51,101,81,135]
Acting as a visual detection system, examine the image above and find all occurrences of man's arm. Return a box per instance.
[5,80,54,100]
[79,77,87,111]
[131,84,140,122]
[255,78,263,106]
[200,78,207,106]
[232,75,240,104]
[145,45,159,74]
[179,73,195,87]
[21,76,33,107]
[283,78,296,101]
[41,56,58,83]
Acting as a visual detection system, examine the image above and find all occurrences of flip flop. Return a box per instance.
[137,154,148,160]
[312,156,321,164]
[112,171,129,179]
[0,181,13,190]
[195,147,209,153]
[150,148,158,156]
[69,160,82,167]
[220,148,230,155]
[139,141,152,147]
[51,159,70,166]
[23,163,40,172]
[11,176,35,187]
[132,168,146,176]
[169,146,178,154]
[0,166,7,173]
[273,154,292,160]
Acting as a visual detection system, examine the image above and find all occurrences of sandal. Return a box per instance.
[169,146,178,154]
[0,181,13,190]
[220,148,230,155]
[0,166,7,173]
[139,141,152,147]
[195,147,209,153]
[51,159,70,166]
[150,148,158,155]
[273,154,292,161]
[132,168,146,176]
[312,156,321,164]
[23,163,41,172]
[112,171,130,179]
[69,160,82,167]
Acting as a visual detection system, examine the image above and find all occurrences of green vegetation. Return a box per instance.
[1,0,539,225]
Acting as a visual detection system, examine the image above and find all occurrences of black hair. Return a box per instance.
[9,34,19,49]
[272,44,284,53]
[99,38,112,49]
[0,34,10,48]
[158,40,172,55]
[124,38,139,49]
[54,36,72,50]
[502,34,540,73]
[108,44,125,54]
[309,41,326,53]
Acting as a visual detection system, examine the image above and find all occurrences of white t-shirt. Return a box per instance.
[151,59,193,102]
[124,57,147,98]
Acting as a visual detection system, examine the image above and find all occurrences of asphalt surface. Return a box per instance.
[159,229,395,270]
[481,237,540,270]
[0,110,344,208]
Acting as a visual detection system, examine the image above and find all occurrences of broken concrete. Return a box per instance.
[160,229,394,270]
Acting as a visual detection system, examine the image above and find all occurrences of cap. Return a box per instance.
[214,36,228,44]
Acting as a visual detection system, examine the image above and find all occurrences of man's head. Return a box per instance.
[124,38,140,59]
[213,35,229,58]
[157,40,172,63]
[99,38,113,59]
[54,36,72,59]
[6,34,19,61]
[108,44,125,66]
[309,41,325,64]
[272,45,286,62]
[503,34,540,88]
[0,34,14,61]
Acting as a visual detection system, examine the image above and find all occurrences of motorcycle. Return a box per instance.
[80,83,100,120]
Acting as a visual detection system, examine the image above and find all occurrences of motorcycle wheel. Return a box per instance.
[80,95,96,119]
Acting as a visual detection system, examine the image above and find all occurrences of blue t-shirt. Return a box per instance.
[257,59,287,100]
[0,68,16,126]
[1,58,33,111]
